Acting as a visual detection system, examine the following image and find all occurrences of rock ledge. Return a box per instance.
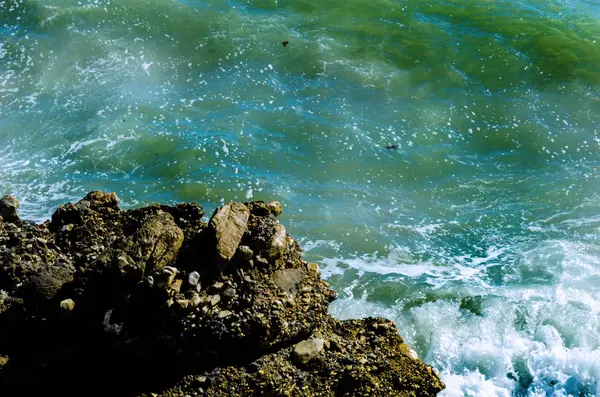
[0,192,444,396]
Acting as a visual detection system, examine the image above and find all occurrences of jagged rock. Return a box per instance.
[59,298,75,311]
[0,193,444,397]
[157,266,178,289]
[273,268,306,297]
[267,201,283,217]
[0,195,19,222]
[208,203,250,265]
[84,191,119,209]
[187,271,200,291]
[28,263,75,301]
[127,212,184,275]
[292,338,324,364]
[264,223,286,260]
[235,245,253,261]
[222,288,236,300]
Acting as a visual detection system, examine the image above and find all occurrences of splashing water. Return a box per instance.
[2,0,600,395]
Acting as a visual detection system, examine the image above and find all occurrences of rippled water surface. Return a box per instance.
[2,0,600,395]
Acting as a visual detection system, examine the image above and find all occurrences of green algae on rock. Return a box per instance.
[0,192,444,397]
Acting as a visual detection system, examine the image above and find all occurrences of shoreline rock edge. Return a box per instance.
[0,191,445,396]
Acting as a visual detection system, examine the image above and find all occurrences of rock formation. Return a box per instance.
[0,191,445,396]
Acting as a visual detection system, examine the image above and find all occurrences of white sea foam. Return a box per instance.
[318,238,600,397]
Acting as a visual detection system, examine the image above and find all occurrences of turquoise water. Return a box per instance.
[2,0,600,395]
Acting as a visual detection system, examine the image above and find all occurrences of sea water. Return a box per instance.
[2,0,600,395]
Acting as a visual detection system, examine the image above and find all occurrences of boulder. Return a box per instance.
[125,212,184,275]
[208,203,250,264]
[266,201,283,217]
[273,268,306,297]
[0,195,19,222]
[292,338,324,364]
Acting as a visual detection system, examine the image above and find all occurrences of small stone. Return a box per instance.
[210,295,221,307]
[209,202,250,264]
[217,310,232,319]
[266,201,283,217]
[307,262,320,275]
[176,299,189,310]
[158,266,178,289]
[292,338,324,365]
[59,298,75,311]
[84,191,119,208]
[222,288,236,300]
[265,223,286,260]
[145,276,154,288]
[188,271,200,286]
[324,340,331,349]
[255,256,269,268]
[330,340,342,351]
[190,294,202,308]
[236,245,254,260]
[399,343,419,360]
[0,195,19,222]
[0,355,8,367]
[273,268,306,297]
[171,279,183,294]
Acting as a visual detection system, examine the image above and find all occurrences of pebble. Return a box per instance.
[188,271,200,287]
[208,282,224,294]
[176,299,189,310]
[255,256,269,268]
[59,298,75,311]
[236,245,254,260]
[217,310,232,319]
[292,338,325,364]
[210,295,221,307]
[266,201,283,216]
[190,294,202,308]
[160,266,178,289]
[222,288,236,300]
[307,262,320,274]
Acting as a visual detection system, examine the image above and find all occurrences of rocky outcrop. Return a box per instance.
[0,192,444,397]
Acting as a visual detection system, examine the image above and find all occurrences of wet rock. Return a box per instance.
[292,338,325,365]
[273,268,306,297]
[0,195,19,222]
[266,201,283,217]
